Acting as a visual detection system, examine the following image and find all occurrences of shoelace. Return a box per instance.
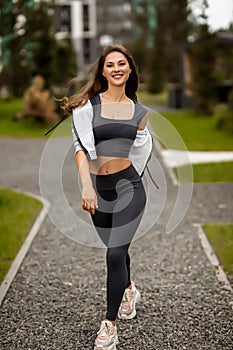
[97,322,112,336]
[121,289,133,307]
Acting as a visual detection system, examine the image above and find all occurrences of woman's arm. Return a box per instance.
[138,113,148,130]
[75,150,98,215]
[129,112,153,176]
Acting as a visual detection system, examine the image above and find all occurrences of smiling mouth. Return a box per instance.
[112,74,123,78]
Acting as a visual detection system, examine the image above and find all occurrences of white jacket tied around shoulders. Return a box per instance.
[72,99,153,176]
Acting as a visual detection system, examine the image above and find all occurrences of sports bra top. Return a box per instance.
[91,94,148,158]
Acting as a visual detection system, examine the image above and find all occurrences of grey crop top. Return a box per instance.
[90,94,148,158]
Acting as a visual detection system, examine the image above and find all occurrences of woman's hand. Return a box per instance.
[81,185,98,215]
[75,150,98,214]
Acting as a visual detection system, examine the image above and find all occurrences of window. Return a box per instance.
[83,4,89,32]
[83,38,90,63]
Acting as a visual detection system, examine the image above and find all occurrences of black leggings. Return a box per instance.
[91,164,146,321]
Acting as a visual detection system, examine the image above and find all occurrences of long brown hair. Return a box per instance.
[63,44,139,115]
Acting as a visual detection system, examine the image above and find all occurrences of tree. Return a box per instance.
[165,0,191,83]
[0,0,77,96]
[129,1,156,81]
[25,1,58,88]
[146,0,192,93]
[0,0,32,96]
[53,39,77,86]
[147,2,167,93]
[27,1,77,90]
[190,0,219,115]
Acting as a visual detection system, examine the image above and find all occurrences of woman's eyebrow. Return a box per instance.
[106,59,126,64]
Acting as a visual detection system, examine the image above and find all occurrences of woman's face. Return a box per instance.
[102,51,131,87]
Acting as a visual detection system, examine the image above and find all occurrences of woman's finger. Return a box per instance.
[85,201,91,210]
[82,196,97,213]
[81,199,85,209]
[95,197,98,209]
[82,199,88,210]
[89,200,96,215]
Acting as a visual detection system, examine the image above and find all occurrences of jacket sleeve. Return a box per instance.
[71,121,85,155]
[129,126,153,176]
[72,100,97,160]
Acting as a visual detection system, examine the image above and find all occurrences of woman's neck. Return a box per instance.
[103,86,127,102]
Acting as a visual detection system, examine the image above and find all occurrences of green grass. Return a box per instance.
[175,162,233,183]
[149,108,233,151]
[148,104,233,183]
[0,188,42,282]
[138,90,168,106]
[0,98,47,137]
[192,162,233,182]
[0,98,69,137]
[1,95,232,148]
[139,92,233,152]
[203,223,233,279]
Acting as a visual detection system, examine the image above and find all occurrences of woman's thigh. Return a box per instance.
[108,182,146,248]
[91,167,146,248]
[91,209,112,246]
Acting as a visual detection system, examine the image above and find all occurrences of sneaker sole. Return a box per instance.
[118,289,141,320]
[94,336,119,350]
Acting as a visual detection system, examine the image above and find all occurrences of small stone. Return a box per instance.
[218,203,227,209]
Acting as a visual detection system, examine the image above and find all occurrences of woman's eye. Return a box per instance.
[106,62,126,68]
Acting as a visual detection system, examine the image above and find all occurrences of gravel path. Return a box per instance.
[0,136,233,350]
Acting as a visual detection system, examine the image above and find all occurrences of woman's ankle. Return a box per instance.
[105,319,116,326]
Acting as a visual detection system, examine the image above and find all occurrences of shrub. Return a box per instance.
[216,95,233,134]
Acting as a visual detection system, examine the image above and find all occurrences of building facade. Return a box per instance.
[52,0,134,73]
[0,0,137,75]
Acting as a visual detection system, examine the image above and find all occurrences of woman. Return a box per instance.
[65,44,152,350]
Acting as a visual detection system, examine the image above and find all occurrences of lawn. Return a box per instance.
[203,223,233,282]
[1,95,233,149]
[139,91,233,150]
[149,108,233,151]
[175,162,233,183]
[0,188,42,282]
[148,104,233,183]
[0,98,69,137]
[138,90,168,106]
[192,162,233,182]
[1,94,233,183]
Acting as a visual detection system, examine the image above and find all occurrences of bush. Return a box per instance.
[216,103,233,134]
[227,87,233,108]
[190,23,219,116]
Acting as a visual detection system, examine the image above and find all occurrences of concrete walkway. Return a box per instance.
[162,149,233,167]
[0,136,233,349]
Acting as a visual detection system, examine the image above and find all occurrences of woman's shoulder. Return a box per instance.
[72,98,93,132]
[73,99,92,115]
[134,100,148,114]
[73,94,101,112]
[89,94,101,106]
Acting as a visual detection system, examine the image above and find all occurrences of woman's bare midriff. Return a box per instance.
[89,157,131,175]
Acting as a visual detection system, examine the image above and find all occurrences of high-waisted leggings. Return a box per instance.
[90,164,146,321]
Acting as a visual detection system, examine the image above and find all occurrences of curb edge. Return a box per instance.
[0,189,50,306]
[193,223,233,310]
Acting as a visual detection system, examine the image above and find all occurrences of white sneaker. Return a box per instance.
[94,320,119,350]
[118,281,141,320]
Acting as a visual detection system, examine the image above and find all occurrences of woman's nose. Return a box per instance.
[113,66,120,72]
